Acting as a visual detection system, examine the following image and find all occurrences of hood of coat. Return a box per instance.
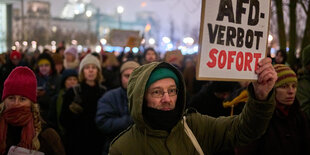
[127,62,186,134]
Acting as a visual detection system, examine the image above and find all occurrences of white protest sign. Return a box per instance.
[197,0,271,81]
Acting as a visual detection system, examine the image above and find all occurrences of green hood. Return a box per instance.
[127,62,186,132]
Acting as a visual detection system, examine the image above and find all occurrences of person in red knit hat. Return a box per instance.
[0,66,65,155]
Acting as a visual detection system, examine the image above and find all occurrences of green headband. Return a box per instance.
[146,68,179,89]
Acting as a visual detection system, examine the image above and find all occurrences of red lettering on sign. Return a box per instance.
[207,48,218,68]
[206,48,262,71]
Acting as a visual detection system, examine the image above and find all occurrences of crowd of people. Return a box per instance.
[0,44,309,155]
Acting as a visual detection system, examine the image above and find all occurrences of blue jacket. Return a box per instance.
[96,87,133,154]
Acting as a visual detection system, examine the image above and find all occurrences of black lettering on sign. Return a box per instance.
[217,25,226,45]
[226,26,236,46]
[237,28,244,47]
[254,31,263,50]
[248,0,260,25]
[236,0,249,24]
[216,0,234,23]
[245,29,254,48]
[208,24,218,44]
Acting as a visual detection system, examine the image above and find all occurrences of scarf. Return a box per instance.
[0,107,35,154]
[64,59,79,70]
[143,105,180,132]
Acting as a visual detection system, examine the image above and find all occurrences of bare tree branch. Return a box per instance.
[298,0,308,14]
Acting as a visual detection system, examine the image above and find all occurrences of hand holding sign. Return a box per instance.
[252,57,277,100]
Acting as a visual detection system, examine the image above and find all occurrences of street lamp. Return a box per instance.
[117,6,124,29]
[86,10,92,45]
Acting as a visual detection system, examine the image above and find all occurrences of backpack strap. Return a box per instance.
[182,116,204,155]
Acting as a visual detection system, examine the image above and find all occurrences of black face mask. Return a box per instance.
[143,104,181,132]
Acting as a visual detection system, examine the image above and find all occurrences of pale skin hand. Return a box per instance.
[253,57,278,100]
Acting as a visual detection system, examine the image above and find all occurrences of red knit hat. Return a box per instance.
[10,50,22,60]
[2,66,37,102]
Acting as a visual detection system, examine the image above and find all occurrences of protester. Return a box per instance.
[273,49,287,65]
[0,66,65,155]
[53,53,64,75]
[48,69,78,136]
[142,47,158,64]
[63,46,79,70]
[0,50,24,100]
[235,64,310,155]
[35,52,61,121]
[297,44,310,121]
[60,54,106,155]
[96,61,140,154]
[109,58,277,154]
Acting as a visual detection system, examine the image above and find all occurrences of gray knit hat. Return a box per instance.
[79,54,101,73]
[120,61,140,73]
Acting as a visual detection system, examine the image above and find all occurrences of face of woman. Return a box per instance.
[65,53,75,62]
[83,64,98,82]
[275,82,297,106]
[4,95,31,111]
[39,63,51,76]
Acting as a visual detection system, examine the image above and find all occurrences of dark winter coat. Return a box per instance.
[4,124,65,155]
[96,87,133,154]
[60,82,106,155]
[109,62,276,155]
[235,100,310,155]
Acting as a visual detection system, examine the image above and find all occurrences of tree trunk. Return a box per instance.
[288,0,297,67]
[275,0,287,50]
[301,1,310,50]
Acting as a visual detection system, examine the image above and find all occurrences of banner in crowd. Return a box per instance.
[108,29,140,47]
[197,0,271,81]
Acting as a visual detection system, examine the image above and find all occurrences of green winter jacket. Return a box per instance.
[297,70,310,120]
[109,62,275,155]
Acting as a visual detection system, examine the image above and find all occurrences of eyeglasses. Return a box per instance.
[148,88,178,98]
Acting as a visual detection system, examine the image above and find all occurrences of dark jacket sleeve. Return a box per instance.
[59,88,78,129]
[96,91,132,135]
[187,84,276,154]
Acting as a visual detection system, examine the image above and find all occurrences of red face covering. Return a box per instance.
[0,106,35,154]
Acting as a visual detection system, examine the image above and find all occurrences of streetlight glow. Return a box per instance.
[100,38,107,45]
[86,10,92,17]
[117,6,124,14]
[183,37,194,46]
[268,34,273,43]
[149,38,155,45]
[162,37,171,44]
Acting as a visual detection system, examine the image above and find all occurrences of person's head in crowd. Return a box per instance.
[56,47,65,57]
[10,50,22,66]
[120,61,140,89]
[0,67,42,154]
[64,47,78,62]
[131,62,184,131]
[79,54,103,85]
[302,44,310,71]
[61,69,78,89]
[274,64,297,106]
[143,47,158,64]
[52,53,64,74]
[275,49,287,64]
[36,53,56,76]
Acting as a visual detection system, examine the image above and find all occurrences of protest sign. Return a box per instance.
[107,29,140,47]
[197,0,271,81]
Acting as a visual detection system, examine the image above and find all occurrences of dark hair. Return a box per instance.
[143,47,157,59]
[276,49,287,64]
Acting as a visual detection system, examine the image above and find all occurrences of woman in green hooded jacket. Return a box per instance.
[110,58,277,155]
